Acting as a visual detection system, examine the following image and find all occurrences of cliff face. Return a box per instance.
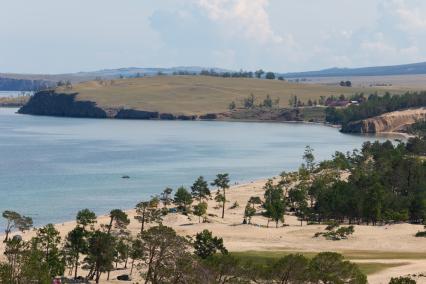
[18,91,205,120]
[18,91,107,118]
[342,108,426,133]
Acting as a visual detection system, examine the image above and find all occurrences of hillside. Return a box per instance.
[54,76,390,116]
[342,108,426,134]
[283,61,426,78]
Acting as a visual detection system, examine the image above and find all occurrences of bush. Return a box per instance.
[389,276,417,284]
[315,224,355,240]
[415,231,426,237]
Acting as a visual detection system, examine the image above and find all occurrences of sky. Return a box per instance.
[1,0,426,74]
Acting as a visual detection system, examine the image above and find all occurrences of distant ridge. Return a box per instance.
[2,61,426,91]
[282,61,426,78]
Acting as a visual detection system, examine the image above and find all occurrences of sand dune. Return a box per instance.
[2,178,426,283]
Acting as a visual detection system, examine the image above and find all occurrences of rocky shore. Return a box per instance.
[17,90,313,122]
[341,108,426,133]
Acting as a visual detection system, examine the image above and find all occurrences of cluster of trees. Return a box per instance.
[409,119,426,138]
[56,80,72,89]
[339,80,352,87]
[242,137,426,229]
[229,94,281,110]
[299,139,426,225]
[199,69,281,80]
[325,92,426,125]
[0,213,367,284]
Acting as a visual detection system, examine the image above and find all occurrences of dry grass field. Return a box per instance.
[303,74,426,90]
[58,76,399,115]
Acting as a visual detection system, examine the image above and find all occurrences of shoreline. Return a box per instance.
[2,177,426,283]
[4,107,411,140]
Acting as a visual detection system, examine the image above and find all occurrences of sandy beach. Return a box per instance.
[2,178,426,283]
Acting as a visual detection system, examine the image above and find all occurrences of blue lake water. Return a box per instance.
[0,91,32,98]
[0,108,391,229]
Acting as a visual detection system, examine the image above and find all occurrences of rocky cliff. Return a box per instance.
[342,108,426,133]
[18,91,107,118]
[18,91,205,120]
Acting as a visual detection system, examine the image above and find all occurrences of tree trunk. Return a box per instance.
[140,212,145,234]
[95,270,101,284]
[130,259,135,275]
[222,189,226,219]
[107,217,113,235]
[107,270,110,280]
[74,254,79,279]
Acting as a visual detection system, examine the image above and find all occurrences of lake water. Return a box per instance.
[0,108,391,229]
[0,91,33,98]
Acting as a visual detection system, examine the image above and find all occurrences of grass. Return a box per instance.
[231,250,420,275]
[58,76,396,115]
[357,262,408,275]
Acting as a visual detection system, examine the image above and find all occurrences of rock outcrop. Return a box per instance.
[115,109,159,119]
[18,90,107,118]
[342,108,426,133]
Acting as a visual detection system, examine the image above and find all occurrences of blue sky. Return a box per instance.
[1,0,426,74]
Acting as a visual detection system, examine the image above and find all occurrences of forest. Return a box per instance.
[325,91,426,126]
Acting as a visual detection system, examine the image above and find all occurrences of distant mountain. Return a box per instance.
[0,66,232,91]
[3,62,426,91]
[282,62,426,78]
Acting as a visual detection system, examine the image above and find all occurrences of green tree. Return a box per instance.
[303,146,315,172]
[271,254,309,283]
[129,238,143,275]
[255,69,265,78]
[193,202,208,223]
[160,187,173,208]
[135,199,163,233]
[76,209,97,230]
[106,209,130,235]
[194,229,228,259]
[211,173,230,219]
[2,210,33,242]
[64,226,88,279]
[263,94,273,108]
[263,179,286,228]
[86,230,116,283]
[191,176,211,203]
[248,196,262,208]
[243,93,257,109]
[174,186,193,213]
[244,202,256,224]
[34,224,65,278]
[139,225,191,283]
[265,72,276,80]
[309,252,367,284]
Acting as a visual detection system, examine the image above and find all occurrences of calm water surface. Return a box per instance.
[0,108,391,228]
[0,91,32,98]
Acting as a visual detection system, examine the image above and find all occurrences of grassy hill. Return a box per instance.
[59,76,395,115]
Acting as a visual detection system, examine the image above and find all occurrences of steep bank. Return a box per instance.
[342,108,426,133]
[18,90,107,118]
[17,89,326,122]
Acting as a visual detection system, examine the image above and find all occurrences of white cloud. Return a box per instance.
[384,0,426,32]
[197,0,285,44]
